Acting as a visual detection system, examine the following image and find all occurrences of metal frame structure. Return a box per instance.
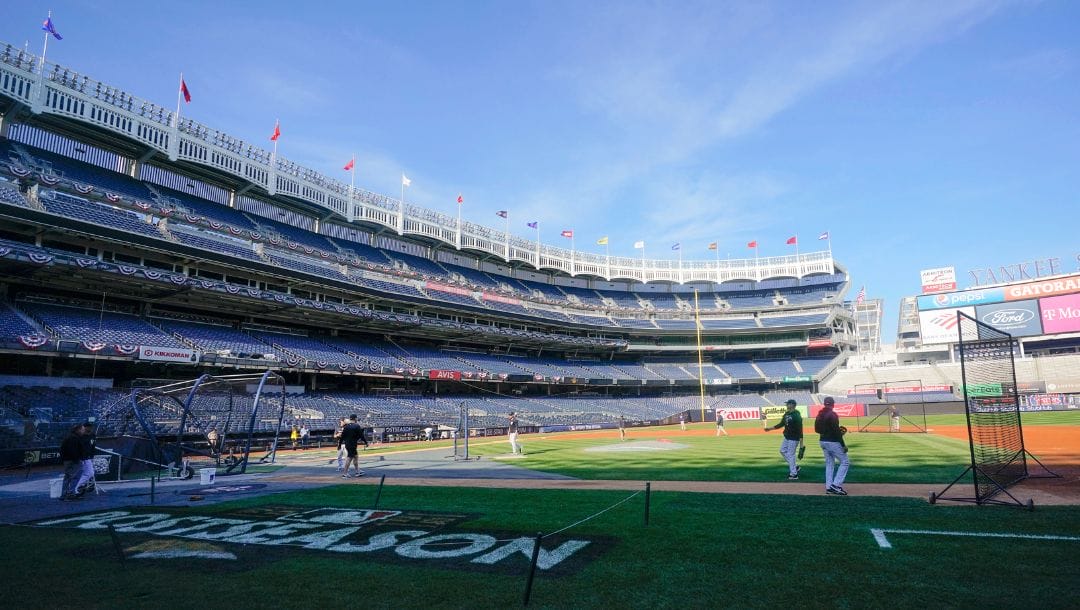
[853,380,929,433]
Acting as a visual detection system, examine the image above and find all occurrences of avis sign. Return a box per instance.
[35,506,603,575]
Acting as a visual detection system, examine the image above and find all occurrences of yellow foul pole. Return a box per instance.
[695,289,706,423]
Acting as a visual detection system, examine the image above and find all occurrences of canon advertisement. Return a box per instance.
[1039,293,1080,334]
[974,299,1043,337]
[917,307,974,345]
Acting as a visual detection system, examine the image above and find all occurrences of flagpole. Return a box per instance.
[272,118,279,162]
[678,246,683,283]
[39,12,52,72]
[503,213,510,261]
[399,175,406,235]
[456,196,462,250]
[641,243,646,280]
[174,73,184,129]
[571,233,575,275]
[605,241,610,280]
[534,222,540,269]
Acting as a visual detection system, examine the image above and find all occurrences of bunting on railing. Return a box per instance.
[208,220,223,230]
[8,164,30,177]
[170,274,188,285]
[114,344,139,355]
[28,252,54,264]
[39,174,59,186]
[82,340,106,352]
[118,265,137,275]
[75,257,97,268]
[105,193,121,202]
[73,183,94,194]
[133,201,150,210]
[228,226,243,235]
[18,334,48,349]
[143,270,162,279]
[285,356,302,367]
[225,285,241,294]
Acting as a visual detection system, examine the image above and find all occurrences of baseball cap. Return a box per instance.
[823,396,835,406]
[785,399,797,407]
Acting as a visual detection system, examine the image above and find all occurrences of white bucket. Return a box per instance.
[199,468,216,486]
[49,477,64,498]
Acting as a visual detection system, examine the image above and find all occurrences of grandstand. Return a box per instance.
[0,37,895,456]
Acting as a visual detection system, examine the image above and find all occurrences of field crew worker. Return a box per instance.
[766,400,803,479]
[815,397,850,495]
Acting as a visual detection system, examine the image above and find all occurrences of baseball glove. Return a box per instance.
[797,445,805,460]
[839,426,848,435]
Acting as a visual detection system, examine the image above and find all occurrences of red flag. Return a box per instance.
[457,194,464,204]
[561,230,574,238]
[747,241,757,248]
[708,242,718,250]
[270,121,281,142]
[786,236,797,245]
[180,78,191,103]
[343,159,355,171]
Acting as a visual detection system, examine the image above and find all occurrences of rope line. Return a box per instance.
[542,489,641,539]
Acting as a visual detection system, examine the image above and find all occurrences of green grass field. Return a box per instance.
[4,411,1077,609]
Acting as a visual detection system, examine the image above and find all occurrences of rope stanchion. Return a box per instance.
[373,474,386,509]
[150,475,155,505]
[107,524,125,565]
[522,531,543,606]
[644,482,651,526]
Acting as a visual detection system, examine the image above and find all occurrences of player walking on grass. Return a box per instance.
[333,418,346,471]
[815,397,850,495]
[508,412,523,454]
[766,400,803,479]
[339,415,366,478]
[715,410,728,437]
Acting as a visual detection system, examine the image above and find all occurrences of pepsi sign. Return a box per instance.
[917,288,1005,311]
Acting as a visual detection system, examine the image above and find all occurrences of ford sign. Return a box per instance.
[981,309,1035,326]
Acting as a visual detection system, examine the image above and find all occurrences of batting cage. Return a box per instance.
[931,312,1056,507]
[94,371,287,479]
[853,380,930,433]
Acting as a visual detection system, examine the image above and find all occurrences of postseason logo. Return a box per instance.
[34,505,606,575]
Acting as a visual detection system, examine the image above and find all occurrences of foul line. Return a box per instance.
[871,528,1080,549]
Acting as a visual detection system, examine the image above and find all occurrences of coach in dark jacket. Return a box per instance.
[59,424,87,499]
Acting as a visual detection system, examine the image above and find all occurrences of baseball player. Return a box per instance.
[508,412,523,454]
[765,400,803,479]
[815,396,850,495]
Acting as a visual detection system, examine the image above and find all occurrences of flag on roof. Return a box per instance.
[786,236,797,245]
[457,194,464,204]
[747,240,758,248]
[496,210,507,218]
[818,231,829,240]
[597,236,609,245]
[42,16,62,40]
[707,242,717,250]
[343,158,355,171]
[527,221,538,229]
[401,174,411,187]
[855,286,866,305]
[633,240,645,249]
[561,230,573,238]
[180,78,191,103]
[671,243,681,251]
[270,121,281,142]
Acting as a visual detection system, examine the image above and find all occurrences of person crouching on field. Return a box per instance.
[766,400,803,479]
[815,397,850,495]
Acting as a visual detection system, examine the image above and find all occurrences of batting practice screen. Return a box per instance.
[956,311,1028,502]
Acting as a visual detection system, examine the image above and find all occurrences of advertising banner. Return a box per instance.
[428,370,462,381]
[974,299,1043,337]
[714,408,759,421]
[809,403,866,417]
[424,281,473,297]
[847,385,951,396]
[781,375,811,383]
[138,346,199,363]
[917,307,975,345]
[916,288,1004,311]
[1005,273,1080,301]
[1040,292,1080,334]
[807,338,832,348]
[920,266,957,294]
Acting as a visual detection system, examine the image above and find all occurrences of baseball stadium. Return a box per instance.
[1,6,1078,610]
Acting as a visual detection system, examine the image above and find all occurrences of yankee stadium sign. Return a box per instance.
[35,506,606,574]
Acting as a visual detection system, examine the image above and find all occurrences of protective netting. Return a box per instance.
[957,312,1028,502]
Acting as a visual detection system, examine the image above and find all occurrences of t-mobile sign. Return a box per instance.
[1040,293,1080,334]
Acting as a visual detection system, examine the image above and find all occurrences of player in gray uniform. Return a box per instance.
[815,397,850,495]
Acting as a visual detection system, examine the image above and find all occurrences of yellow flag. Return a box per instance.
[597,236,609,245]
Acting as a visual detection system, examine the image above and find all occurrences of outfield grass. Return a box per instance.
[8,484,1080,609]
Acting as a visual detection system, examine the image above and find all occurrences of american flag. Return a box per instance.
[855,286,866,305]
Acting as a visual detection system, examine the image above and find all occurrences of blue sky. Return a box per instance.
[3,1,1078,342]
